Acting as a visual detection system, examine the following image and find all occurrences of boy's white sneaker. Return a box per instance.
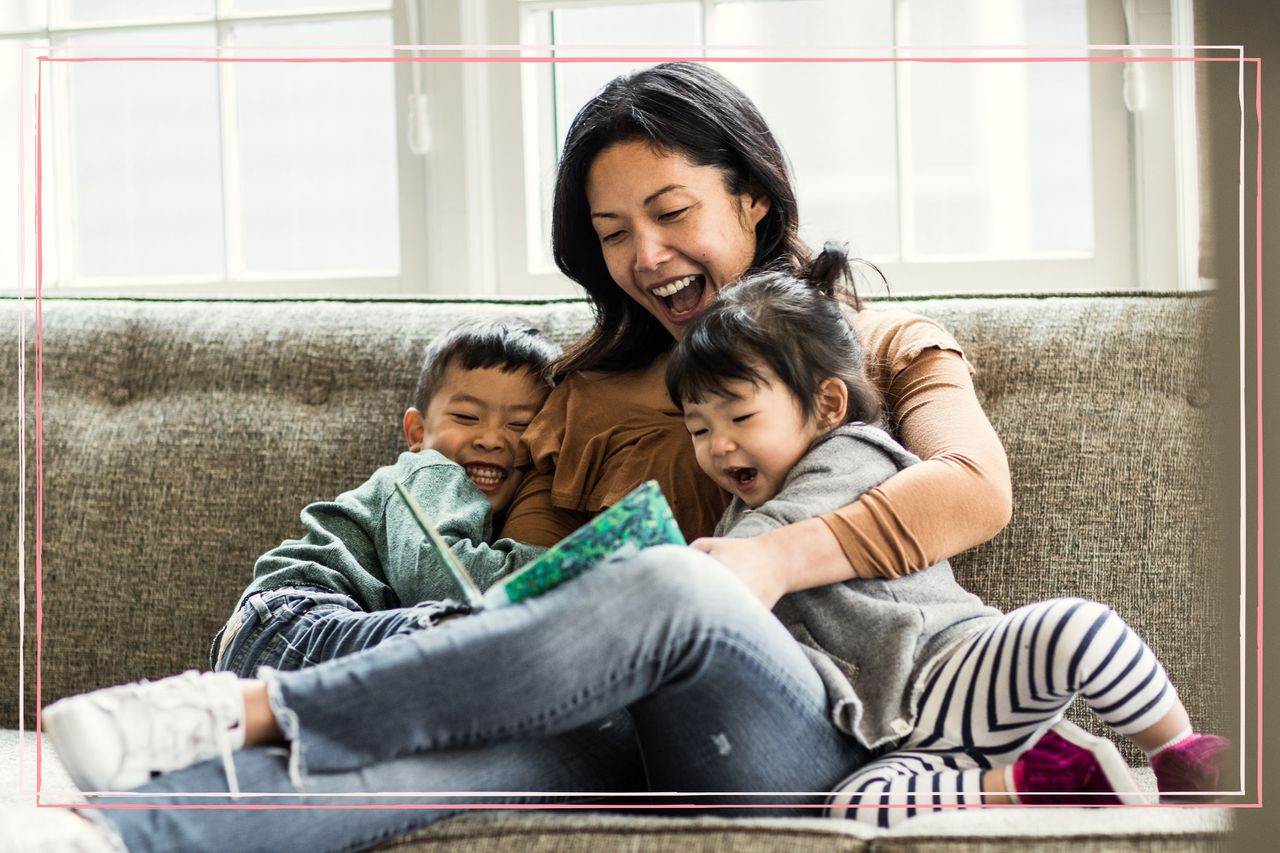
[0,806,122,853]
[41,670,246,795]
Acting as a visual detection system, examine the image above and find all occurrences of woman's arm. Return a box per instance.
[693,344,1011,600]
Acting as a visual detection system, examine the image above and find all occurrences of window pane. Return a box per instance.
[62,29,225,279]
[0,1,47,32]
[713,0,898,261]
[231,17,398,274]
[1,37,49,293]
[526,3,701,274]
[550,3,702,150]
[904,0,1093,258]
[228,0,391,14]
[57,0,213,27]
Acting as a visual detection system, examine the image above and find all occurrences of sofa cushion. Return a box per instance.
[0,295,1235,766]
[0,731,1231,852]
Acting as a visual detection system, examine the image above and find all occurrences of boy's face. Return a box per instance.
[404,364,549,515]
[681,369,828,509]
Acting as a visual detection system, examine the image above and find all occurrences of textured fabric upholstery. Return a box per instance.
[0,293,1236,849]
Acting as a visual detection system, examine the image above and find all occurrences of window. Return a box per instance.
[501,0,1197,295]
[3,0,422,296]
[3,0,1202,298]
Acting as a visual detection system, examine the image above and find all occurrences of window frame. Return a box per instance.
[5,0,1204,298]
[468,0,1201,296]
[5,0,430,297]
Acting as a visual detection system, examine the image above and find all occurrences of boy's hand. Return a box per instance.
[689,535,788,609]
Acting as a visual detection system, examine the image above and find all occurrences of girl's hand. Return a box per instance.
[689,535,789,609]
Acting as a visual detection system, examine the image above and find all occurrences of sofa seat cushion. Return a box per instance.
[1,730,1231,852]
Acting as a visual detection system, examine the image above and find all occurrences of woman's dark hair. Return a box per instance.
[412,318,561,414]
[665,244,880,427]
[550,62,830,379]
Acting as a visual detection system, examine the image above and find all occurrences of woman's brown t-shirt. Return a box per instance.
[500,307,1011,580]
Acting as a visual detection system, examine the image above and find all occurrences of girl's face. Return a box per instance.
[681,368,829,508]
[585,141,770,340]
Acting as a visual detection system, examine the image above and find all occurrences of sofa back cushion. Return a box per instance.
[0,295,1235,745]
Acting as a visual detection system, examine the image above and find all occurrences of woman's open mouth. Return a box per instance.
[651,275,707,318]
[465,463,509,494]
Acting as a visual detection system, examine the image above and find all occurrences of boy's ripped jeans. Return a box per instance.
[212,587,470,677]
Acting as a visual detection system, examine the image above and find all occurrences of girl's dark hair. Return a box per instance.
[413,318,561,414]
[550,62,828,380]
[665,244,880,427]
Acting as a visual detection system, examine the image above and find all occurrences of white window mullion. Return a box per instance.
[216,16,244,281]
[1171,0,1202,289]
[892,0,912,263]
[395,0,430,294]
[49,34,76,288]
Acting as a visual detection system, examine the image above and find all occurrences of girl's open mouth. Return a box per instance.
[465,463,509,493]
[725,466,758,493]
[652,275,707,318]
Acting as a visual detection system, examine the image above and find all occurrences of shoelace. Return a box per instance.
[115,673,242,798]
[203,675,242,799]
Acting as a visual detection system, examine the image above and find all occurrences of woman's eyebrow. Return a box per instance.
[642,185,685,206]
[590,185,686,220]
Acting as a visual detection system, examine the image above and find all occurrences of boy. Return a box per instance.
[210,317,559,678]
[40,318,561,797]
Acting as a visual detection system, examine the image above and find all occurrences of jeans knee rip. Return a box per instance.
[258,666,306,789]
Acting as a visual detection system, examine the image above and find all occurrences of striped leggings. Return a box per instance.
[829,597,1177,828]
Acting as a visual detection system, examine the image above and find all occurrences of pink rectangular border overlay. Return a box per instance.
[17,48,1264,815]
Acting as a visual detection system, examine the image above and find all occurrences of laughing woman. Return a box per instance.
[27,64,1015,852]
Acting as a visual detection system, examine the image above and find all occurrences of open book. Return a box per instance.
[395,479,685,610]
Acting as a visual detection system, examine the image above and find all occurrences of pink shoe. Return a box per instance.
[1010,720,1144,806]
[1150,734,1232,802]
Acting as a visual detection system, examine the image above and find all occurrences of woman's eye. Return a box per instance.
[600,230,625,244]
[658,207,689,222]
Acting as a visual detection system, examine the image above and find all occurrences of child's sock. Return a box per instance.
[1143,724,1193,758]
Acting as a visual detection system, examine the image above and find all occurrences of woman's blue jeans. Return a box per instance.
[92,547,870,853]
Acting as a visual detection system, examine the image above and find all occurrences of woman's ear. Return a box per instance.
[739,187,771,230]
[403,407,426,451]
[814,378,849,430]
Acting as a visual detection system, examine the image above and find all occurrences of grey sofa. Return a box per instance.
[1,293,1237,850]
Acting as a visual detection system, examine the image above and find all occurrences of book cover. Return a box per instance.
[482,479,686,608]
[395,479,685,611]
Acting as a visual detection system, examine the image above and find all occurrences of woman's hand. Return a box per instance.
[691,516,863,609]
[689,535,790,609]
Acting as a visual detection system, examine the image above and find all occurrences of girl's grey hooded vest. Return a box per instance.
[715,424,1001,750]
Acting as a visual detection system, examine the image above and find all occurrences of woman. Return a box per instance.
[31,64,1012,852]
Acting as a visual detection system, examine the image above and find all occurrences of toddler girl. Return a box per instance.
[665,248,1231,828]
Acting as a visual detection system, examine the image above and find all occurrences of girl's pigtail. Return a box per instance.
[806,241,864,310]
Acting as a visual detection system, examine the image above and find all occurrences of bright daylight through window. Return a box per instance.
[1,0,1201,298]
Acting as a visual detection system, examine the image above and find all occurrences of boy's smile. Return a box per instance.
[406,364,550,514]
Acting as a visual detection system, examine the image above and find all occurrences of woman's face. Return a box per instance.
[585,141,770,340]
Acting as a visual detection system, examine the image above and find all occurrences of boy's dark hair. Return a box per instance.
[666,244,880,426]
[413,319,561,414]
